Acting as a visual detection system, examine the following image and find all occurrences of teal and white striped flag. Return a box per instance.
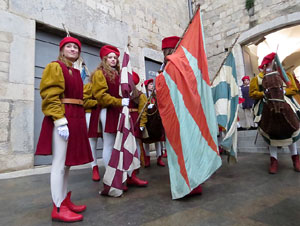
[211,52,239,162]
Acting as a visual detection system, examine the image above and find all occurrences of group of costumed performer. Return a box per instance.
[90,45,148,187]
[249,52,300,174]
[36,37,94,222]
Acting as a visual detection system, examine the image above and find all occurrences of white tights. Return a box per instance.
[100,108,141,177]
[85,113,98,168]
[51,127,69,207]
[144,142,162,157]
[269,143,298,159]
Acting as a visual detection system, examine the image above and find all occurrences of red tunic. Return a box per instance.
[36,61,93,166]
[129,100,142,139]
[88,106,102,138]
[104,72,122,133]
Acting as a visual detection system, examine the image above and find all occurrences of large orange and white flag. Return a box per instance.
[156,8,222,199]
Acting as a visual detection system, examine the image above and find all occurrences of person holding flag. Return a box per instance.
[156,8,222,199]
[250,52,300,174]
[91,45,147,192]
[36,37,93,222]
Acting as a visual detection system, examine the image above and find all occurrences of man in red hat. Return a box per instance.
[160,36,180,71]
[157,36,181,158]
[250,52,300,174]
[238,75,256,130]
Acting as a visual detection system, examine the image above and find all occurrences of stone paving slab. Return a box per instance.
[0,153,299,226]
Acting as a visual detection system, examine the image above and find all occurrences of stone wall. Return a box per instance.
[0,11,35,172]
[194,0,300,81]
[0,0,190,172]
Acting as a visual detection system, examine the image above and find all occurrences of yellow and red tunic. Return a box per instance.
[36,61,93,166]
[92,69,122,133]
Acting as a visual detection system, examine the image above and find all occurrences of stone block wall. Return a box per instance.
[0,0,190,172]
[0,11,35,172]
[194,0,300,81]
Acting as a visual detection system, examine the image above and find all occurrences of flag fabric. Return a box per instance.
[156,8,222,199]
[211,52,239,162]
[100,47,140,197]
[80,64,87,82]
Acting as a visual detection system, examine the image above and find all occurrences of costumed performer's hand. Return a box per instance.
[122,98,130,106]
[148,104,154,109]
[140,127,144,131]
[57,125,69,141]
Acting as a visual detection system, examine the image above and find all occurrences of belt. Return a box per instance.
[129,108,138,112]
[61,98,84,105]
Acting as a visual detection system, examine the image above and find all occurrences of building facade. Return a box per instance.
[1,0,300,172]
[0,0,190,172]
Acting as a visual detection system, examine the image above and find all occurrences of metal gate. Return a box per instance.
[34,30,103,165]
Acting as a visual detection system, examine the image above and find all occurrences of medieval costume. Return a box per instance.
[249,52,300,174]
[126,71,149,186]
[143,78,166,167]
[83,82,102,181]
[91,45,147,187]
[36,37,93,222]
[239,75,256,129]
[157,36,181,159]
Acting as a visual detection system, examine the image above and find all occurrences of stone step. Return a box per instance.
[237,130,299,153]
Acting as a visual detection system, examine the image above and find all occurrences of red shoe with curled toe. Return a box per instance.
[157,156,165,167]
[292,155,300,172]
[127,170,148,187]
[92,165,100,181]
[51,200,83,222]
[269,157,278,174]
[144,156,150,168]
[189,185,202,196]
[65,191,86,213]
[162,149,167,158]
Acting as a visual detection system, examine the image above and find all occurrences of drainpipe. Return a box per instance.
[188,0,193,20]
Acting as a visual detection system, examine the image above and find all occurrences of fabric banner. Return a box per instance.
[211,52,239,162]
[156,9,222,199]
[100,47,140,197]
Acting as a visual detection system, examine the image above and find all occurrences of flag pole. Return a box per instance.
[210,33,240,85]
[172,4,201,53]
[135,89,155,126]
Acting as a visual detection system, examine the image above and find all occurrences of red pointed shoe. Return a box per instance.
[92,165,101,181]
[292,155,300,172]
[157,156,165,167]
[144,156,151,168]
[269,157,278,174]
[65,191,86,213]
[127,170,148,187]
[187,184,202,197]
[162,150,167,158]
[51,201,83,222]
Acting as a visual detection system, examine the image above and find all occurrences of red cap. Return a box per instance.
[242,76,250,81]
[258,52,276,69]
[100,45,120,59]
[144,79,153,86]
[162,36,180,50]
[132,71,140,85]
[59,37,81,51]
